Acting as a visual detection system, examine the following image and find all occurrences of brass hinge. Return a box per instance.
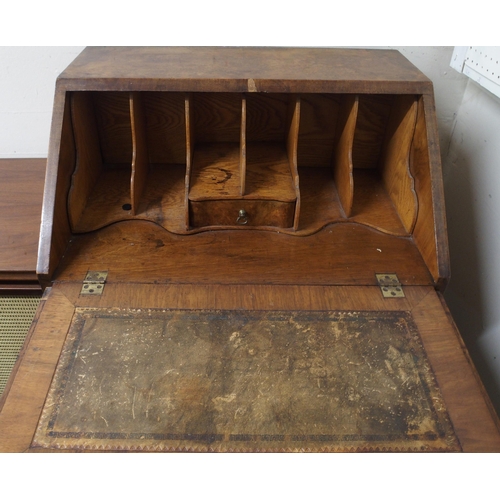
[376,273,405,298]
[80,271,108,296]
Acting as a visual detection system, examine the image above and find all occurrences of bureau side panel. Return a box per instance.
[411,94,450,289]
[37,89,75,287]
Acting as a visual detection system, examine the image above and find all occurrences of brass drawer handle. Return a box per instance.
[236,209,249,225]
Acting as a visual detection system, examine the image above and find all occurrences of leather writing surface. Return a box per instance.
[34,308,459,452]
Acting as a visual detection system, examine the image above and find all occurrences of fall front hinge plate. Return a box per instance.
[80,271,108,296]
[376,273,405,298]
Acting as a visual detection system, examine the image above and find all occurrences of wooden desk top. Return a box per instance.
[57,47,432,94]
[0,159,46,289]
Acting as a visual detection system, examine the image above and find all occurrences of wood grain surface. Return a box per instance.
[297,94,339,167]
[53,221,433,286]
[379,95,418,234]
[143,92,186,164]
[333,95,357,217]
[352,95,393,169]
[416,94,450,290]
[68,92,103,230]
[38,48,450,288]
[286,97,301,229]
[1,283,498,452]
[57,47,433,94]
[130,92,148,214]
[0,159,46,285]
[350,170,407,236]
[37,89,76,287]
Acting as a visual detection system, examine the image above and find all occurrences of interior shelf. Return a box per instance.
[245,142,296,201]
[350,169,407,235]
[67,91,420,237]
[189,142,243,200]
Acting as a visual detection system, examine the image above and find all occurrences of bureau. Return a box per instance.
[1,47,499,452]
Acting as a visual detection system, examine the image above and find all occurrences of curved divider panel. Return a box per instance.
[379,95,418,233]
[68,92,104,230]
[287,96,301,230]
[333,95,358,218]
[349,95,418,236]
[130,92,148,215]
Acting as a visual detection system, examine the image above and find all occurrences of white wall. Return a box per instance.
[391,46,469,155]
[443,79,500,412]
[0,46,84,158]
[1,46,499,413]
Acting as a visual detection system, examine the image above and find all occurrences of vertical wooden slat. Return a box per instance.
[240,97,247,196]
[333,95,358,218]
[287,96,301,230]
[130,92,148,215]
[185,94,194,230]
[380,95,418,234]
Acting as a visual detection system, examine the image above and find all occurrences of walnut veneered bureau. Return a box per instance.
[1,47,499,452]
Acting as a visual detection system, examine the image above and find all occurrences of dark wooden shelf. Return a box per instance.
[0,158,45,290]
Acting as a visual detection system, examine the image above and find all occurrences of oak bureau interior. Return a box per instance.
[3,47,499,453]
[69,92,419,235]
[37,47,448,290]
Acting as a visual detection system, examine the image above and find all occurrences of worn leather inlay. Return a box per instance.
[33,308,460,452]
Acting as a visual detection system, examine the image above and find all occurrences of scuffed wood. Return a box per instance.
[57,47,433,95]
[54,221,434,286]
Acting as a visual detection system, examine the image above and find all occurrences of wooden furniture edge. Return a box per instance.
[409,288,500,451]
[437,292,500,434]
[0,287,75,452]
[422,93,451,290]
[0,158,46,285]
[37,88,72,288]
[1,283,498,452]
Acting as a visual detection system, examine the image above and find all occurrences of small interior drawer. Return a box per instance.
[189,199,295,228]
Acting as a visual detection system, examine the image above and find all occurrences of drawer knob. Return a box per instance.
[236,209,249,225]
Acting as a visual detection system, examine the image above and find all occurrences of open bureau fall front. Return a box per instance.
[0,47,499,452]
